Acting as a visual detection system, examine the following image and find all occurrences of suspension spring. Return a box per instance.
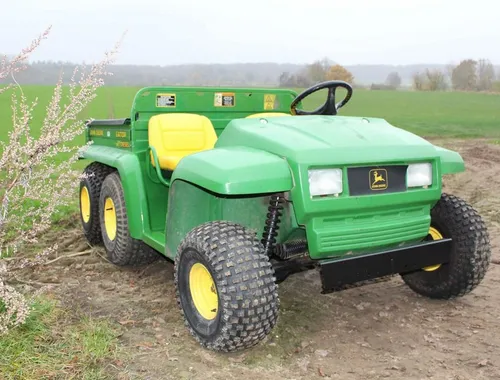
[275,240,308,260]
[261,193,285,257]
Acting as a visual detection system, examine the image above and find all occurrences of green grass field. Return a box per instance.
[1,85,499,149]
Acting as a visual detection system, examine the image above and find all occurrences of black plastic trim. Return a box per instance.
[319,239,452,293]
[86,118,131,127]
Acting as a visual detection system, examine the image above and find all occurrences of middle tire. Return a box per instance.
[98,172,160,266]
[174,221,280,352]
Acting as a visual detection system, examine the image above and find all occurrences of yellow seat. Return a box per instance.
[148,113,217,171]
[245,112,291,119]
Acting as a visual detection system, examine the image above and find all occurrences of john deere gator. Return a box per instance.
[78,81,491,352]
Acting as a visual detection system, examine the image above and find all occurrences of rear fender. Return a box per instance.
[80,145,148,238]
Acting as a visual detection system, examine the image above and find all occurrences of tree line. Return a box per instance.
[412,59,499,92]
[279,61,404,91]
[278,58,500,93]
[1,56,498,91]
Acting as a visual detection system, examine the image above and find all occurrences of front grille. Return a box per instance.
[310,207,430,257]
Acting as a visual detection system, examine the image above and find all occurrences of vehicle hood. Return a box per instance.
[216,115,441,165]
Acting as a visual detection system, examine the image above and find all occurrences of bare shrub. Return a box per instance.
[412,69,448,91]
[412,72,425,91]
[477,59,496,91]
[425,69,447,91]
[0,26,124,334]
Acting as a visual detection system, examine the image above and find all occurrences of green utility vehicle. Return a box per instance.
[78,81,491,352]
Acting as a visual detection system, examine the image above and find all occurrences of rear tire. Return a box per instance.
[99,172,160,266]
[174,221,280,352]
[79,162,113,245]
[401,193,491,299]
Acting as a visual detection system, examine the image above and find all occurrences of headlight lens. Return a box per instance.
[308,168,343,197]
[407,163,432,188]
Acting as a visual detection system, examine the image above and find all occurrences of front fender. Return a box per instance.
[171,146,293,195]
[435,146,465,174]
[80,145,148,239]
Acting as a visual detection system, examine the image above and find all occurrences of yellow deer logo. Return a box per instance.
[370,169,388,190]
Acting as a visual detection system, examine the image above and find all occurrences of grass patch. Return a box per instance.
[0,295,121,380]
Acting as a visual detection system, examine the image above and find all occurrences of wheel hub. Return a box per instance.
[189,263,218,320]
[423,226,443,271]
[80,186,91,223]
[104,197,117,241]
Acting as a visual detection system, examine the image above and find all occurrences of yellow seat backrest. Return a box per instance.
[245,112,291,119]
[148,113,217,171]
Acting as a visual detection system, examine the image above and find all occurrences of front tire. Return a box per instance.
[401,193,491,299]
[99,172,160,266]
[174,221,279,352]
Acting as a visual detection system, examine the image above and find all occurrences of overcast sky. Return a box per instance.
[2,0,498,66]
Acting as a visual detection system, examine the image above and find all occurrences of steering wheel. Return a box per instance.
[290,80,353,116]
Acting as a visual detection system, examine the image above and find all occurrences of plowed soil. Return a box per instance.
[21,138,500,380]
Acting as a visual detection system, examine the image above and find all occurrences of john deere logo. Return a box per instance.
[370,169,388,190]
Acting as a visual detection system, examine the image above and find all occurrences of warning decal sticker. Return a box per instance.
[214,92,235,107]
[264,94,276,110]
[156,93,176,108]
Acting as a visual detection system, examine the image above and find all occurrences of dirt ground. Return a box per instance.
[21,138,500,380]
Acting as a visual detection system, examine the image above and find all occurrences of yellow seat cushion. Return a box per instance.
[245,112,291,118]
[148,113,217,171]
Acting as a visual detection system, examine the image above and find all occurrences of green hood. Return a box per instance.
[216,115,441,165]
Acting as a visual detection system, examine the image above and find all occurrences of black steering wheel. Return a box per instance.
[290,80,353,116]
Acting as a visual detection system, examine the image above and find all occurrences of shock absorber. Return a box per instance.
[261,193,285,257]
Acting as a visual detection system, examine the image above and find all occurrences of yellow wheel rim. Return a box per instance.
[189,263,218,320]
[104,197,117,241]
[80,186,91,223]
[423,226,443,271]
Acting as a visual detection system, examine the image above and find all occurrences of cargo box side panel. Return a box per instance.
[86,119,132,150]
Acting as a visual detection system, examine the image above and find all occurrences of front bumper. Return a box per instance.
[319,238,451,293]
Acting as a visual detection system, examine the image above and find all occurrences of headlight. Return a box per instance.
[308,168,343,197]
[407,163,432,188]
